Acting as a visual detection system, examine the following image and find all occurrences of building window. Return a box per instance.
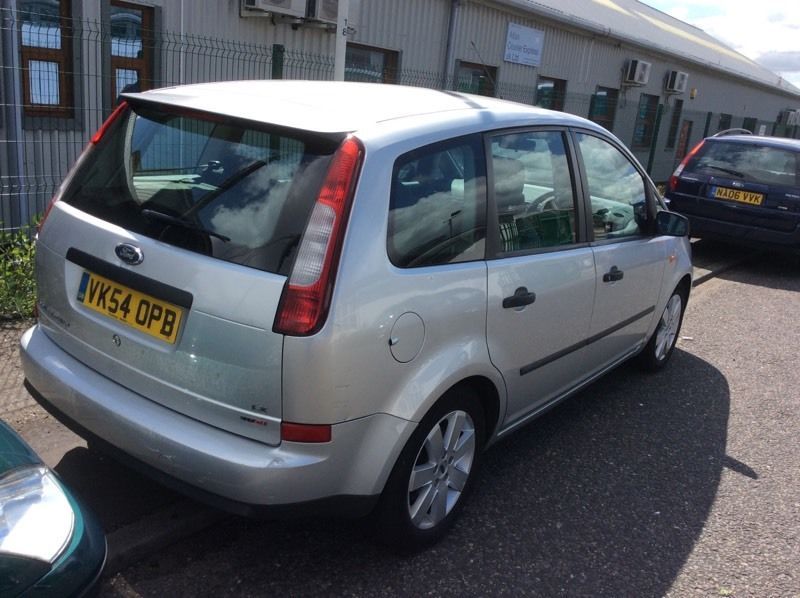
[588,86,618,131]
[110,1,154,104]
[632,93,659,148]
[345,43,399,84]
[665,99,683,149]
[718,113,732,132]
[742,117,757,133]
[456,61,496,97]
[18,0,73,117]
[535,76,566,111]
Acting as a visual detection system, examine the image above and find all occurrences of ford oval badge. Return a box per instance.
[115,243,143,265]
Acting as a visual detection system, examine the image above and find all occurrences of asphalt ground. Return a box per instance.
[2,239,798,596]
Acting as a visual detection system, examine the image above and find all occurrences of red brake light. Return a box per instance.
[91,101,129,145]
[273,137,364,336]
[281,421,332,443]
[669,139,705,192]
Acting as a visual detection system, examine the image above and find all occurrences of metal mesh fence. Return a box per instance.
[2,8,798,232]
[0,8,334,232]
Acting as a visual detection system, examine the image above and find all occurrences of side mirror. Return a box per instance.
[655,210,689,237]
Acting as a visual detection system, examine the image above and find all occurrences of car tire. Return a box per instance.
[374,387,484,552]
[637,287,686,371]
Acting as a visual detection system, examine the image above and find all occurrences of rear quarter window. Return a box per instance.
[387,135,487,268]
[61,104,341,276]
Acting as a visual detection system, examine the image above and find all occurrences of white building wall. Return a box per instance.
[3,0,800,228]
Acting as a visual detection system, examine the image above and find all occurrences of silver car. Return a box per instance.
[21,81,691,549]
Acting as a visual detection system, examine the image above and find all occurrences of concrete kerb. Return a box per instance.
[104,501,229,575]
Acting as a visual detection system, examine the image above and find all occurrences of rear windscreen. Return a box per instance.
[689,141,799,187]
[61,103,341,276]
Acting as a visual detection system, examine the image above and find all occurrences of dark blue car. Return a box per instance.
[665,131,800,251]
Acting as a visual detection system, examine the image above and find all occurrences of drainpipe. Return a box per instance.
[442,0,460,90]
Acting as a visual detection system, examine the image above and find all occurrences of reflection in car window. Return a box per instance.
[388,136,486,267]
[490,131,577,252]
[576,133,648,241]
[690,141,799,186]
[60,105,338,276]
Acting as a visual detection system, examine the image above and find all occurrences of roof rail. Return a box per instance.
[712,128,753,137]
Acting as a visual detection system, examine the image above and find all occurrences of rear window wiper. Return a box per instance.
[704,164,746,178]
[141,208,231,242]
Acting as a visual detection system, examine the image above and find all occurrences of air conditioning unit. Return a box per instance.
[665,70,688,93]
[623,59,652,86]
[241,0,306,18]
[306,0,338,23]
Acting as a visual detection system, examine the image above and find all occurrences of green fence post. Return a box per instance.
[272,44,285,80]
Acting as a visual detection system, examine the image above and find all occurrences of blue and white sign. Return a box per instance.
[504,23,544,67]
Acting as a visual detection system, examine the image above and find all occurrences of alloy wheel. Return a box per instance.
[654,293,683,361]
[407,410,476,530]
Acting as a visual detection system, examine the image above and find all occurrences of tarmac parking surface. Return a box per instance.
[2,241,798,596]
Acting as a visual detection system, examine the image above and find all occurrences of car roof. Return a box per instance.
[123,80,598,135]
[707,135,800,152]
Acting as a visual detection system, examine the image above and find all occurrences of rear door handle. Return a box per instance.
[603,266,624,283]
[502,287,537,309]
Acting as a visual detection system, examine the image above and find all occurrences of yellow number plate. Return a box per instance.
[77,271,184,344]
[712,186,764,206]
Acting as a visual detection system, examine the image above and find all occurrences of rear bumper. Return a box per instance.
[20,324,413,515]
[670,201,800,249]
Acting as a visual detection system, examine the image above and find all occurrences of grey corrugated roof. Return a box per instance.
[497,0,800,96]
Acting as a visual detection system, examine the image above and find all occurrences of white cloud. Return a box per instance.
[643,0,800,88]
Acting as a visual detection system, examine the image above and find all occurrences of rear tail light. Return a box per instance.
[669,139,705,193]
[38,102,130,234]
[273,137,364,336]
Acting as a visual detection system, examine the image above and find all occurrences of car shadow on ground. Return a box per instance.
[711,248,800,292]
[54,446,185,533]
[98,348,730,597]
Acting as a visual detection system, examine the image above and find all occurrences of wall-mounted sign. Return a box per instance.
[504,23,544,67]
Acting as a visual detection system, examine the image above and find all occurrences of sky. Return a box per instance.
[641,0,800,88]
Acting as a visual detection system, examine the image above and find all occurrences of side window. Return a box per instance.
[576,133,648,241]
[388,136,486,268]
[490,130,578,253]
